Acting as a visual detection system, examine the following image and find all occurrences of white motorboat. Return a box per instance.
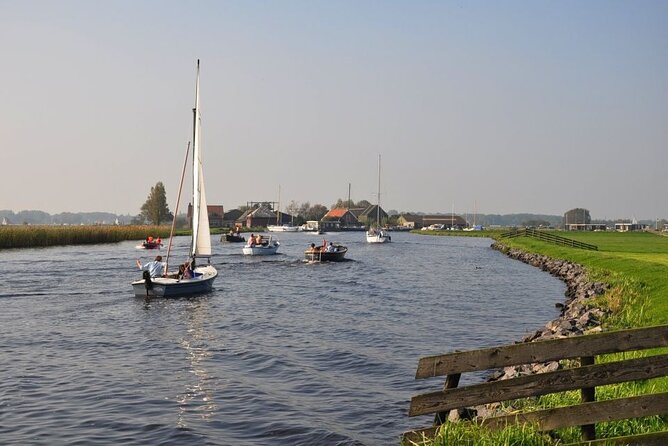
[132,60,217,297]
[242,235,280,255]
[267,224,300,232]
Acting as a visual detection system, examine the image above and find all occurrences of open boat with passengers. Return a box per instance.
[242,234,280,256]
[304,242,348,262]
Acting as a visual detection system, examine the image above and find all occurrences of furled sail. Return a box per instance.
[191,60,212,257]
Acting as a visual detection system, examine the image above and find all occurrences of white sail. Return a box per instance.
[191,60,212,257]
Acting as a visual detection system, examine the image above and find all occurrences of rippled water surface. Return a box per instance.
[0,232,565,445]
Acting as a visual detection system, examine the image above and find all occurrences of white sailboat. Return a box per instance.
[366,154,391,243]
[267,185,300,232]
[132,60,218,297]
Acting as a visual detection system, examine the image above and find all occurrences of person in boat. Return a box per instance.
[256,234,263,245]
[308,242,320,252]
[325,242,336,253]
[136,255,166,278]
[172,264,186,280]
[156,237,162,245]
[182,261,193,279]
[248,234,256,247]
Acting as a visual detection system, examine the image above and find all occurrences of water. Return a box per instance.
[0,232,565,445]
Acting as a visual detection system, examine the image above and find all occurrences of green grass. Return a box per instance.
[406,229,668,445]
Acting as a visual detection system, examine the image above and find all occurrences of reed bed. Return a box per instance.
[0,225,172,249]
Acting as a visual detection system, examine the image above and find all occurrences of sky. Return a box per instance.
[1,1,667,220]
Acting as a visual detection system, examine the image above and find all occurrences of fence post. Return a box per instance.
[434,373,461,425]
[581,355,596,440]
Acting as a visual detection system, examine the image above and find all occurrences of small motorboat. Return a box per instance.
[304,243,348,262]
[222,233,245,243]
[242,235,280,256]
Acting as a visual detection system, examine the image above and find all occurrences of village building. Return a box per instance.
[187,203,224,228]
[565,223,608,231]
[397,213,424,229]
[222,209,244,228]
[355,204,388,226]
[320,208,362,231]
[615,220,644,232]
[237,205,294,228]
[397,213,467,229]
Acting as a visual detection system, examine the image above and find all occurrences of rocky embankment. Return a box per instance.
[488,242,610,381]
[448,242,613,421]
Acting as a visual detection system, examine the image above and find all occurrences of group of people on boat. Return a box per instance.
[136,255,194,280]
[143,236,162,248]
[307,240,338,253]
[246,234,268,247]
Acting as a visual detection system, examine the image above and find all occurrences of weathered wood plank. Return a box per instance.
[409,354,668,416]
[481,393,668,432]
[564,431,668,446]
[415,325,668,379]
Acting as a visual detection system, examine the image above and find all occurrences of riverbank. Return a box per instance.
[0,225,173,249]
[412,230,668,445]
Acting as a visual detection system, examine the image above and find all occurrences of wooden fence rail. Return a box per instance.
[404,325,668,445]
[500,228,598,251]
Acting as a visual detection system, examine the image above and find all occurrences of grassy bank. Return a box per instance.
[0,225,173,249]
[406,230,668,445]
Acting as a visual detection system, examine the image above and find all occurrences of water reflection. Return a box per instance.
[176,299,218,427]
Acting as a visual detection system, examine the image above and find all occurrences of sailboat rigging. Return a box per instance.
[366,154,391,243]
[132,60,218,297]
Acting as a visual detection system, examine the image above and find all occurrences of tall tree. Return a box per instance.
[140,182,172,225]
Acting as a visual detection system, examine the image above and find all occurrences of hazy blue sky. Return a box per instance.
[2,1,667,220]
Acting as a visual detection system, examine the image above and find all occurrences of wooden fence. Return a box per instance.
[500,228,598,251]
[404,325,668,445]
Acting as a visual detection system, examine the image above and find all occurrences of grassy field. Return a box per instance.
[407,229,668,445]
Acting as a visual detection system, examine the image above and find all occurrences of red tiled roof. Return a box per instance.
[324,208,349,218]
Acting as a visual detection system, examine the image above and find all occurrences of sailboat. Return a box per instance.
[366,154,391,243]
[267,186,299,232]
[132,60,218,297]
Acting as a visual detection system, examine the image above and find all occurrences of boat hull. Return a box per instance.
[137,241,162,249]
[242,242,280,255]
[132,265,217,297]
[304,246,347,262]
[267,225,300,232]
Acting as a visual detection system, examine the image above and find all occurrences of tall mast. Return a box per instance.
[376,154,381,226]
[276,185,281,225]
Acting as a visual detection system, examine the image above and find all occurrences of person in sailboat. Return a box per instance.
[136,255,166,278]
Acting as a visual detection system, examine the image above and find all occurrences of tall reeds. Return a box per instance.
[0,225,172,249]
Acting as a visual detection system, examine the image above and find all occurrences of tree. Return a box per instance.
[140,182,172,225]
[285,200,300,218]
[304,204,328,221]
